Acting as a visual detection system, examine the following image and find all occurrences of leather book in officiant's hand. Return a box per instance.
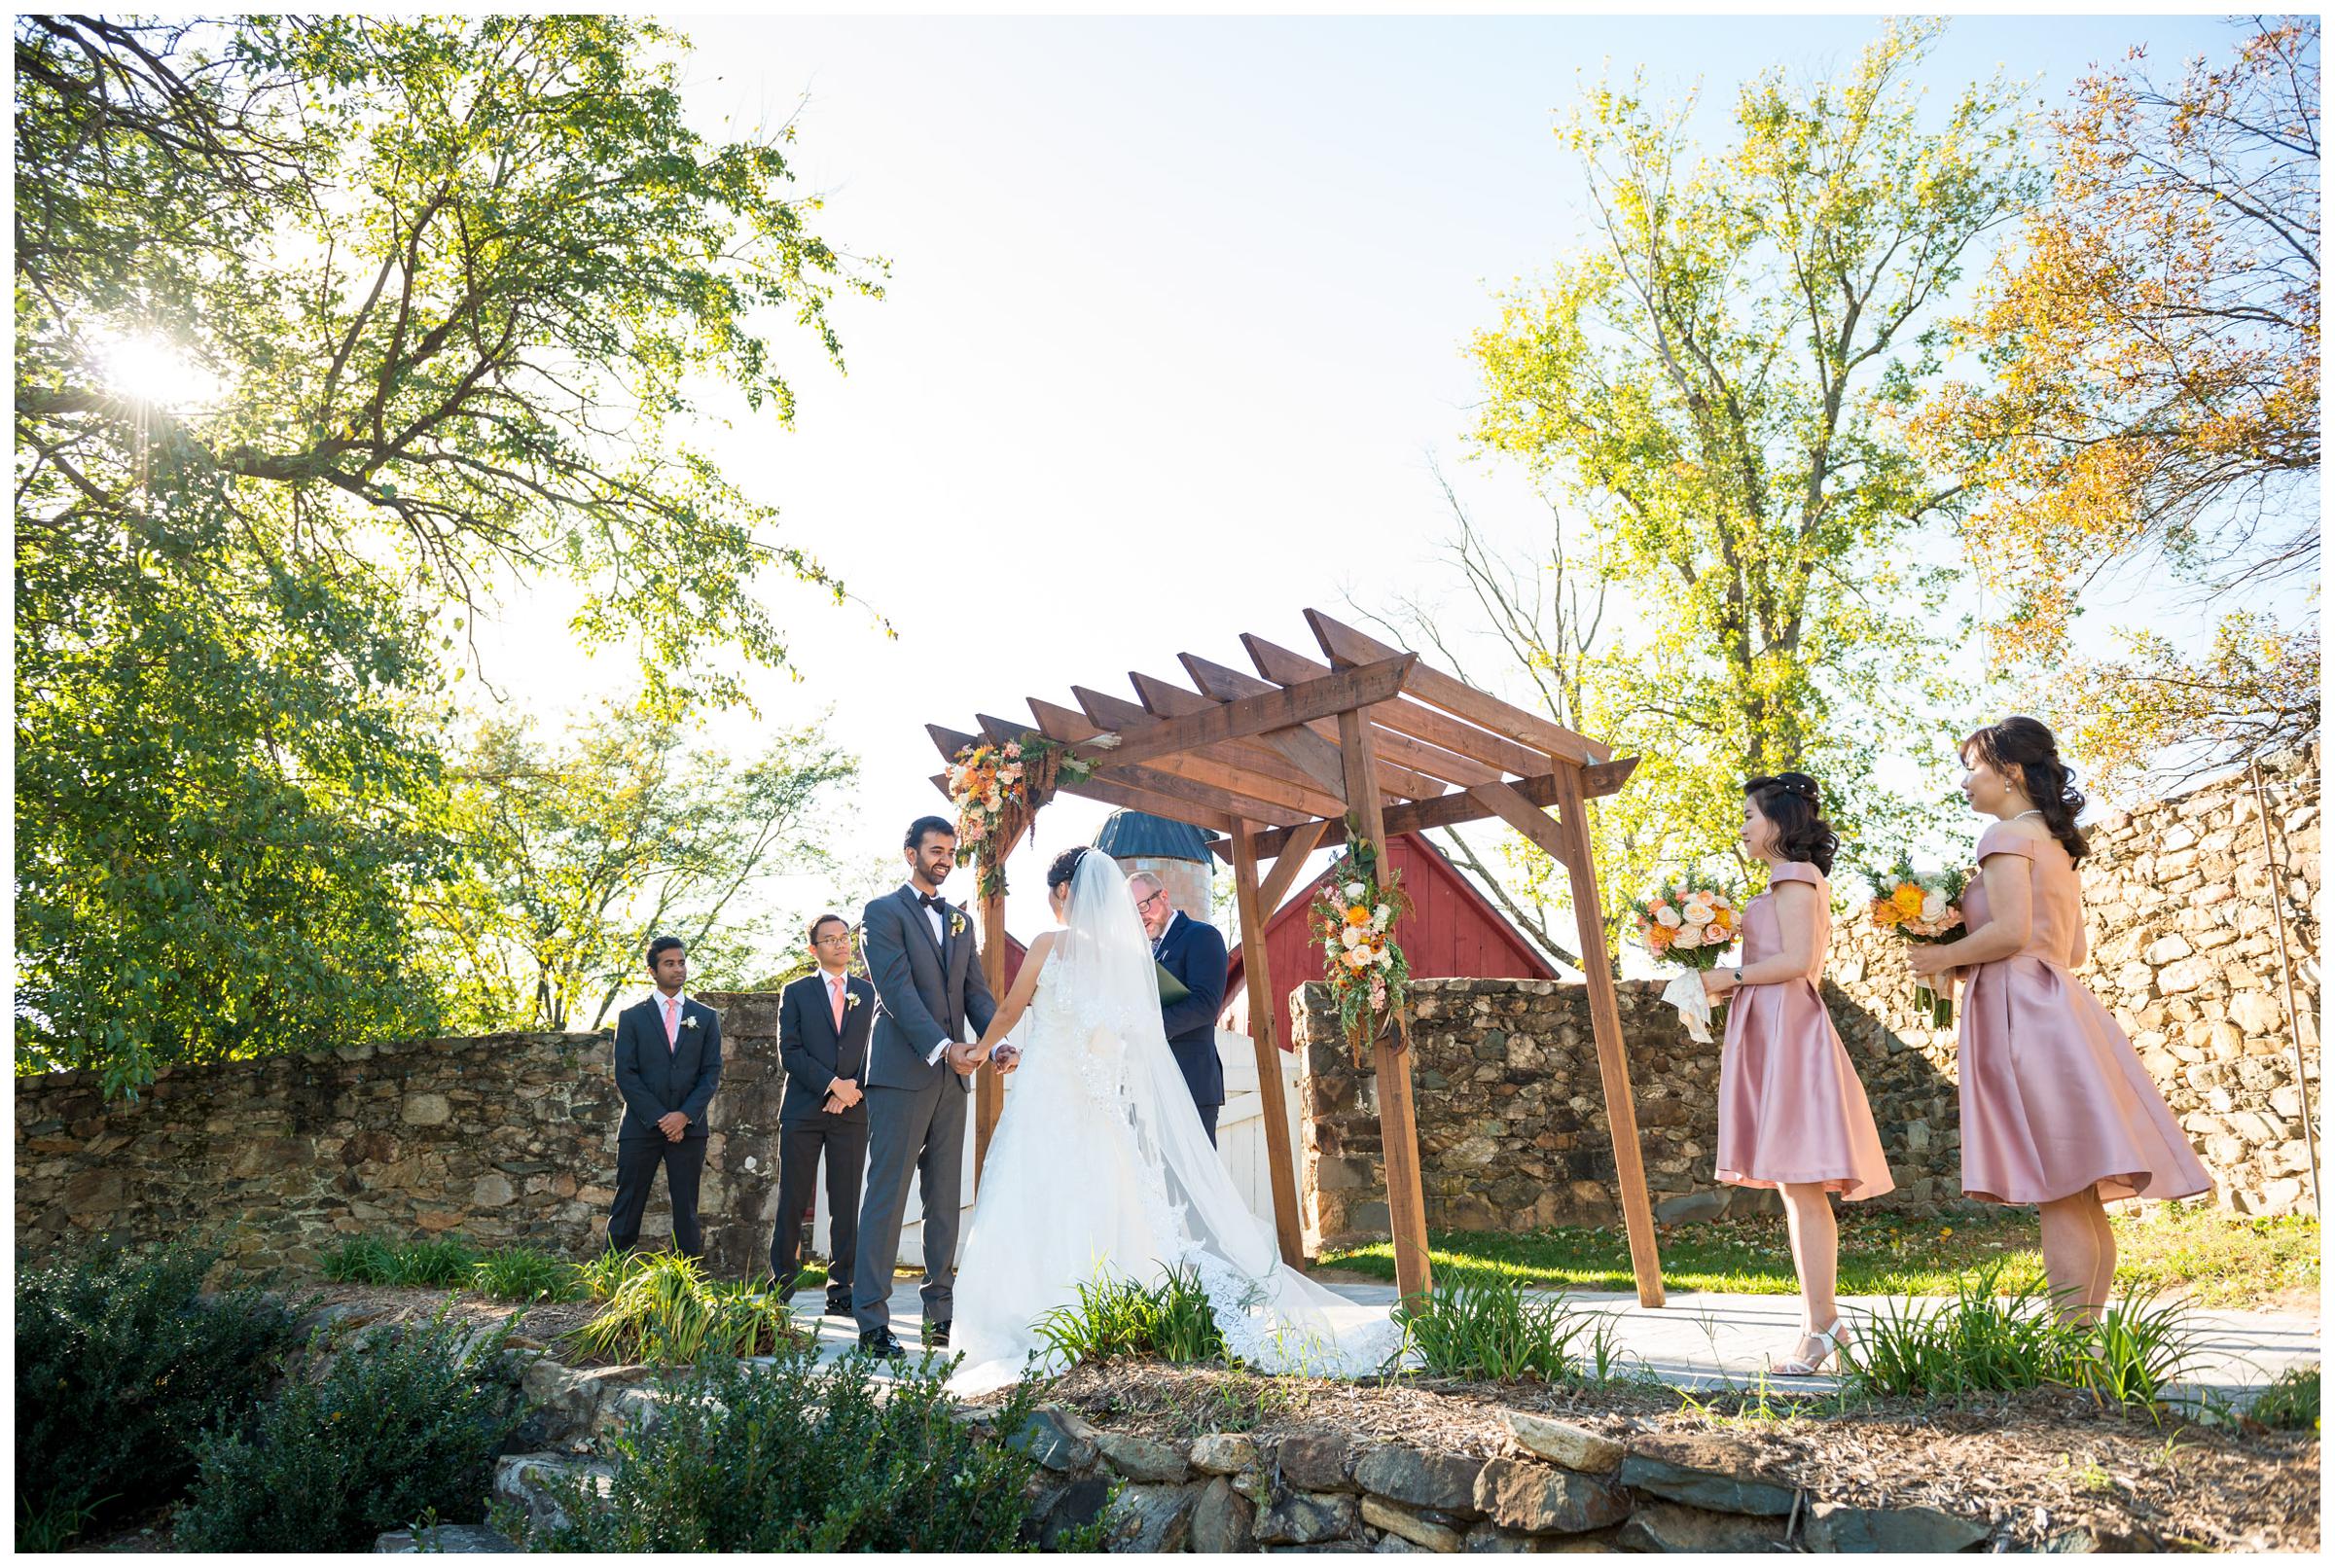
[1155,961,1191,1006]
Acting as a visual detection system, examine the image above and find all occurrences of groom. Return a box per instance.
[851,815,999,1361]
[1132,872,1229,1145]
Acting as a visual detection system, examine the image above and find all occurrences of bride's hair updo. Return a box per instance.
[1742,771,1839,874]
[1046,846,1089,897]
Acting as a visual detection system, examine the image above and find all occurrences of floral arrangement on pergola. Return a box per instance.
[922,608,1668,1309]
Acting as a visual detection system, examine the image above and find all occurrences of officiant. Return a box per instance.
[1131,871,1229,1144]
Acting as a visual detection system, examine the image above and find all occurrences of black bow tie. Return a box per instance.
[919,893,946,910]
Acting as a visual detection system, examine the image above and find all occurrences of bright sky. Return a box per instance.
[471,10,2264,954]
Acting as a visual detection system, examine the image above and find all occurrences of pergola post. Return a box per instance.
[1550,761,1666,1307]
[973,835,1015,1187]
[1231,818,1308,1268]
[1338,705,1434,1307]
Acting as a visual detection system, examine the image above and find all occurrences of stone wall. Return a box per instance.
[1293,749,2320,1246]
[13,991,789,1278]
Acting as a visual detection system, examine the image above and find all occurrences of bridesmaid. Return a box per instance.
[1908,717,2211,1324]
[1704,772,1893,1375]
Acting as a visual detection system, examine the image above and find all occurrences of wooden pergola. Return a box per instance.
[924,608,1667,1307]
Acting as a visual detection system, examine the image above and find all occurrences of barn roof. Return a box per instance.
[1221,832,1560,1029]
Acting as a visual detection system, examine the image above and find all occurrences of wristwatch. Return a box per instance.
[1733,967,1743,986]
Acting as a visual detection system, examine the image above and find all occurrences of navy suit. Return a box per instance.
[1153,911,1229,1145]
[772,970,874,1301]
[607,992,722,1256]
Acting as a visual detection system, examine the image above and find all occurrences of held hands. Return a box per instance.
[991,1043,1022,1076]
[946,1041,988,1075]
[825,1077,862,1112]
[657,1111,689,1142]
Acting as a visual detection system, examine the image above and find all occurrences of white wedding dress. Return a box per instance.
[949,850,1406,1394]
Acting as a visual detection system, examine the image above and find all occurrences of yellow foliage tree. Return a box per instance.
[1918,18,2319,786]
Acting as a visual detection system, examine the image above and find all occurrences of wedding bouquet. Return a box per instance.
[1863,855,1967,1027]
[1631,882,1739,1043]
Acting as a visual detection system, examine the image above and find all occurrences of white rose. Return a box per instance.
[1345,947,1374,971]
[1687,890,1714,908]
[1672,926,1703,949]
[1340,926,1363,949]
[1373,903,1390,924]
[1921,892,1950,922]
[1344,881,1367,901]
[1682,905,1712,926]
[1655,907,1683,928]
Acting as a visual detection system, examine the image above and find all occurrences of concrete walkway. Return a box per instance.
[796,1276,2319,1408]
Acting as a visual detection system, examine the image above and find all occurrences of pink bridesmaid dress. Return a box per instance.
[1958,821,2212,1205]
[1716,862,1894,1199]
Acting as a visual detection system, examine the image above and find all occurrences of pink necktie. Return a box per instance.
[663,997,679,1052]
[829,976,845,1032]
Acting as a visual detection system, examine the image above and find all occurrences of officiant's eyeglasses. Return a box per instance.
[1136,889,1169,911]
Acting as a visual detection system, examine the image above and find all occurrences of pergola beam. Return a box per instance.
[1305,610,1611,767]
[992,708,1316,828]
[1063,653,1415,771]
[1239,757,1640,859]
[1071,686,1353,820]
[1243,634,1554,780]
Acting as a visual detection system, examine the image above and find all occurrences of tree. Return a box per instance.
[1915,18,2320,787]
[15,17,884,1092]
[413,702,860,1033]
[1463,21,2029,915]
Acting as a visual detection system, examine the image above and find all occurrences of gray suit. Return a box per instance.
[851,883,998,1336]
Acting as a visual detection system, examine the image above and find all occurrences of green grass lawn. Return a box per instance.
[1316,1205,2319,1309]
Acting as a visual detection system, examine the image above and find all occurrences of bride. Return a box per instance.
[947,845,1405,1393]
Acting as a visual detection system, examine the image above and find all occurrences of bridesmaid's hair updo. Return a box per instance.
[1961,716,2090,864]
[1046,846,1090,896]
[1742,772,1839,874]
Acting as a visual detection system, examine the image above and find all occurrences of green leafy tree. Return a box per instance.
[1463,21,2030,917]
[413,703,860,1033]
[15,17,884,1092]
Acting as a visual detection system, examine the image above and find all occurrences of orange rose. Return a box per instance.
[1345,906,1372,927]
[1891,884,1925,919]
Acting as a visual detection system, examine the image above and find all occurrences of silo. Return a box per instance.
[1092,808,1215,921]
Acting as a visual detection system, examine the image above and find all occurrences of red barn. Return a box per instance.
[1219,833,1560,1041]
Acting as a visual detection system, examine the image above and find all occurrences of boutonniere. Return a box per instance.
[950,911,968,938]
[681,1014,700,1031]
[844,991,863,1013]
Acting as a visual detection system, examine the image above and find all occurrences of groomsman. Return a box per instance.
[772,913,875,1313]
[607,935,722,1256]
[1132,872,1229,1145]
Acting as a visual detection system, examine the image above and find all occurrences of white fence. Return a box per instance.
[810,1030,1304,1267]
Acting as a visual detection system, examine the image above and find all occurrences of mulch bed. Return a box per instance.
[969,1361,2321,1553]
[292,1279,604,1354]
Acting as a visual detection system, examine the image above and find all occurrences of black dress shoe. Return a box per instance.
[825,1296,854,1318]
[858,1327,907,1362]
[923,1320,951,1349]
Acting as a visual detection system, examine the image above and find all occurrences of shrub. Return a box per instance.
[2246,1364,2319,1433]
[1392,1273,1599,1381]
[320,1235,397,1285]
[573,1246,654,1302]
[174,1302,521,1551]
[1033,1265,1226,1370]
[318,1233,481,1288]
[1846,1265,2200,1408]
[566,1251,792,1363]
[527,1344,1049,1550]
[470,1246,577,1302]
[14,1237,298,1539]
[382,1235,481,1287]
